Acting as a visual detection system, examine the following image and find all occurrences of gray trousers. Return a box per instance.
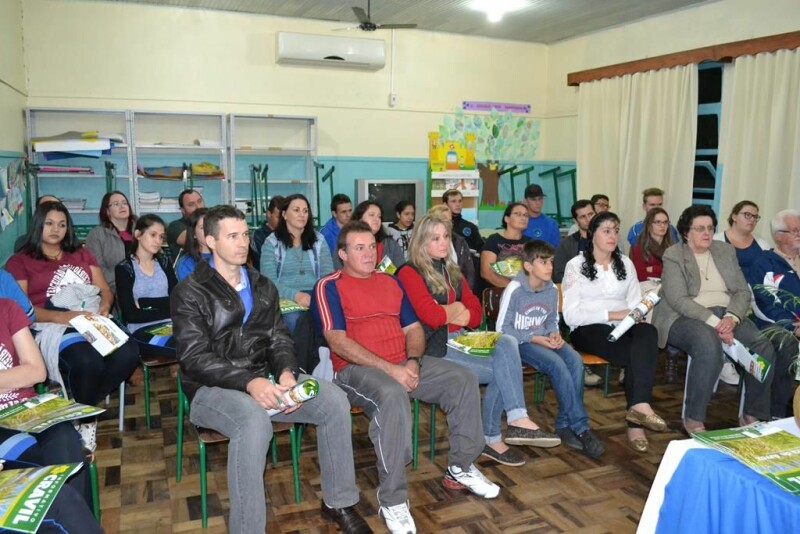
[667,307,776,422]
[335,356,484,507]
[190,374,359,534]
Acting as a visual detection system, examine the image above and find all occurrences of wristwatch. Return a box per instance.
[407,356,422,367]
[281,367,301,380]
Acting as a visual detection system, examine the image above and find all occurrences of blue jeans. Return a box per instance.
[518,342,589,435]
[189,374,359,534]
[443,332,529,445]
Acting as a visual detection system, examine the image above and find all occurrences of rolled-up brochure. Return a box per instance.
[722,339,772,383]
[607,292,661,342]
[266,379,320,415]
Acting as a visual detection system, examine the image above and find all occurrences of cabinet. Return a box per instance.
[130,111,228,216]
[227,114,317,227]
[24,108,133,226]
[429,170,480,224]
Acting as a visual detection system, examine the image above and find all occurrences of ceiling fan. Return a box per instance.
[335,0,417,32]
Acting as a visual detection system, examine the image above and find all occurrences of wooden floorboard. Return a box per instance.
[94,352,745,533]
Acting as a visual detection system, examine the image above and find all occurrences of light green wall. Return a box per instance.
[1,0,26,152]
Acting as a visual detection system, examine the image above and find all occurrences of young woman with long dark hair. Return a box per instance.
[115,214,178,355]
[175,207,211,281]
[562,211,665,453]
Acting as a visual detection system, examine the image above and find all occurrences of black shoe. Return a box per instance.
[321,502,373,534]
[504,426,561,447]
[576,429,606,459]
[480,445,526,466]
[555,427,583,451]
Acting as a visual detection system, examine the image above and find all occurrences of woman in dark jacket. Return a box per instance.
[115,214,178,355]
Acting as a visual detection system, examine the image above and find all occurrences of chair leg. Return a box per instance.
[176,376,184,482]
[429,404,437,460]
[89,460,100,521]
[412,398,419,470]
[290,425,301,504]
[143,364,151,429]
[199,439,208,528]
[118,381,125,432]
[602,364,610,398]
[270,434,278,466]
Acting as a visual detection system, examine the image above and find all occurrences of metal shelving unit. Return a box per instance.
[227,114,318,226]
[24,108,134,223]
[130,111,228,216]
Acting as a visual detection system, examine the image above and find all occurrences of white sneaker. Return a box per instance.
[379,501,416,534]
[719,362,740,386]
[443,464,500,499]
[584,367,602,387]
[74,421,97,452]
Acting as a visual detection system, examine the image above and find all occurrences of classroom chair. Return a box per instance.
[175,374,301,528]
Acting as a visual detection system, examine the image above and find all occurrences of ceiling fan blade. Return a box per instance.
[352,7,370,24]
[377,23,418,30]
[332,26,360,31]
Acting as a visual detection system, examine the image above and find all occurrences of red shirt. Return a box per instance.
[313,270,418,372]
[0,298,36,409]
[630,244,663,281]
[5,248,99,307]
[396,265,482,333]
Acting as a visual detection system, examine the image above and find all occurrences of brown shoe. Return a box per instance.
[625,408,668,432]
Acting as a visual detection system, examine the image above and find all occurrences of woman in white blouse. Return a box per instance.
[562,211,665,453]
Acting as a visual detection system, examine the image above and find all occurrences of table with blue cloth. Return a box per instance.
[639,417,800,533]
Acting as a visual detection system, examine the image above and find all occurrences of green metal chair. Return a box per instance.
[175,374,302,528]
[140,353,177,429]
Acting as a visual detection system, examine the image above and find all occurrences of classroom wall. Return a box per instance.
[21,0,548,159]
[542,0,800,163]
[0,0,29,263]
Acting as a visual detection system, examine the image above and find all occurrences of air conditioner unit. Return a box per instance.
[276,32,386,70]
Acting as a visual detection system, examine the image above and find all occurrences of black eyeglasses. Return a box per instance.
[739,212,761,221]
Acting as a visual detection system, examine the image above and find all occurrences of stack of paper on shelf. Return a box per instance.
[138,191,161,212]
[60,198,86,211]
[32,131,125,160]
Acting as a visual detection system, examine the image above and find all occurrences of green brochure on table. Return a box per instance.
[692,423,800,495]
[0,394,105,434]
[0,463,83,533]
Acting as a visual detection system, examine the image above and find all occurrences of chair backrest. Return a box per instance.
[481,286,503,331]
[555,283,563,312]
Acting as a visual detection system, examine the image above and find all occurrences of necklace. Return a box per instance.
[697,252,711,280]
[43,250,63,261]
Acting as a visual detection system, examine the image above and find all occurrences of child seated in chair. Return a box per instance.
[497,240,605,459]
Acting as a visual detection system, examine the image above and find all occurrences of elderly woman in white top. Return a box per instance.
[562,211,665,453]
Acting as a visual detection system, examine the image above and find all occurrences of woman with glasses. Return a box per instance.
[630,208,675,283]
[653,205,778,434]
[85,191,138,293]
[713,201,769,279]
[480,202,531,289]
[562,212,664,453]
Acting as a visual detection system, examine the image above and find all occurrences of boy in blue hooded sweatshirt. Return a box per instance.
[497,240,605,458]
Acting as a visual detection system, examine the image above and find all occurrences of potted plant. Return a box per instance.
[752,284,800,426]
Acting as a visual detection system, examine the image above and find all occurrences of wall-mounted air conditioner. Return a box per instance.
[276,32,386,70]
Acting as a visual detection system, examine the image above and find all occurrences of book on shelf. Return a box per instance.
[692,422,800,495]
[0,394,105,433]
[446,331,502,356]
[37,165,94,174]
[68,314,129,357]
[32,130,112,153]
[0,463,84,534]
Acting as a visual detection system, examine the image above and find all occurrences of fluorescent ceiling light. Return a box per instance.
[470,0,528,23]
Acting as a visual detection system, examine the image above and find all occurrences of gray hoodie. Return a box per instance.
[497,271,559,344]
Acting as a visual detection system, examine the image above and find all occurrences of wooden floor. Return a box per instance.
[94,353,744,533]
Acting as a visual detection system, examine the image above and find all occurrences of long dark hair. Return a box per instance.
[131,214,167,257]
[635,207,674,263]
[184,207,209,261]
[22,201,80,259]
[99,190,137,233]
[582,211,626,281]
[274,194,318,251]
[353,200,388,242]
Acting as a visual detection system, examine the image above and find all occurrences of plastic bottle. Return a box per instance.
[266,378,320,415]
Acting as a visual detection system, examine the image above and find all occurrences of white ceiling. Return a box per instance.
[92,0,718,44]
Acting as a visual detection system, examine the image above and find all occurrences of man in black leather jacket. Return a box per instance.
[171,205,370,534]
